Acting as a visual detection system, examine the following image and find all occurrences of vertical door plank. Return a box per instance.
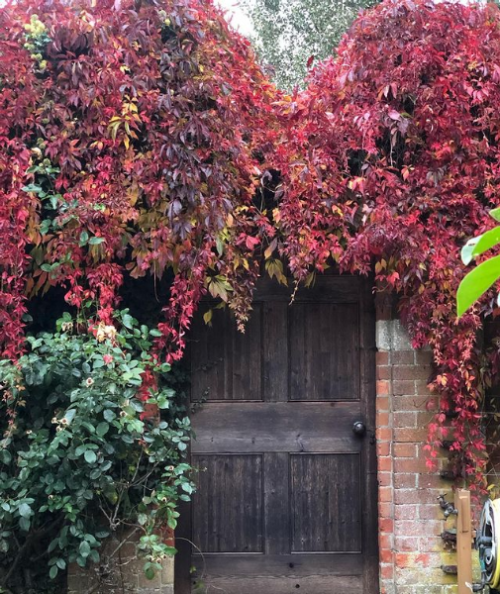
[263,452,290,555]
[262,302,288,402]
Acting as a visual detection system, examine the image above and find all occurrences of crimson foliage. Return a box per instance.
[272,0,500,484]
[3,0,500,486]
[0,0,276,362]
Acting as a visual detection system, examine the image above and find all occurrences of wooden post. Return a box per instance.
[455,489,473,594]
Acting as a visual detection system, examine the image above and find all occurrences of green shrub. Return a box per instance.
[0,310,193,591]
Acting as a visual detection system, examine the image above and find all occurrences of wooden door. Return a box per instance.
[175,275,378,594]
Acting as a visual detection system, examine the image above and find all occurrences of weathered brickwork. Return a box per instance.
[376,303,458,594]
[67,530,174,594]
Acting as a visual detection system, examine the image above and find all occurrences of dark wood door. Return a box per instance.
[176,275,378,594]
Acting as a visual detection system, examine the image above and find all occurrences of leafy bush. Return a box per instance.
[0,309,193,591]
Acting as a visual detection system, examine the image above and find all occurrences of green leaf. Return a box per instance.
[84,451,97,464]
[457,254,500,317]
[79,540,91,558]
[461,236,481,265]
[122,314,135,329]
[0,450,12,464]
[144,566,156,580]
[103,410,116,422]
[22,184,43,194]
[79,230,89,246]
[89,236,105,245]
[18,503,32,518]
[95,530,110,539]
[64,409,77,425]
[49,565,59,579]
[96,422,109,437]
[462,227,500,265]
[490,208,500,222]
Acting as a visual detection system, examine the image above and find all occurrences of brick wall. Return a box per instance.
[376,303,458,594]
[67,529,174,594]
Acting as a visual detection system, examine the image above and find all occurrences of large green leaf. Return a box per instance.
[490,207,500,222]
[457,254,500,317]
[461,227,500,265]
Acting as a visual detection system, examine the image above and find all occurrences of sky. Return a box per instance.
[214,0,255,36]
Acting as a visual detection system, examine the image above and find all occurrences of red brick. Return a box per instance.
[395,520,441,538]
[418,473,446,489]
[394,488,440,505]
[378,471,392,486]
[379,486,393,503]
[416,380,434,395]
[393,351,415,365]
[418,504,439,520]
[393,366,431,381]
[393,380,416,396]
[415,350,433,365]
[376,351,390,365]
[379,502,392,519]
[377,366,391,380]
[378,456,393,472]
[377,396,390,412]
[393,443,416,457]
[377,380,391,395]
[394,411,417,428]
[380,563,394,579]
[377,427,392,441]
[394,395,429,411]
[394,504,418,520]
[377,411,390,427]
[416,411,434,426]
[379,518,394,533]
[379,533,393,550]
[394,457,429,473]
[395,552,431,568]
[377,440,391,457]
[380,547,393,563]
[394,536,420,552]
[394,427,427,443]
[394,473,417,489]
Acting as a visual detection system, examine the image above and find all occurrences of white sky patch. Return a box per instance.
[214,0,255,37]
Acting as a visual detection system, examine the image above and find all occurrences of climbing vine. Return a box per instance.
[3,0,500,507]
[0,0,277,364]
[271,0,500,487]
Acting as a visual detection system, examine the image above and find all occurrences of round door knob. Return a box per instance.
[352,421,366,437]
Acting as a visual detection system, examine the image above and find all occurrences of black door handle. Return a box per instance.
[352,421,366,437]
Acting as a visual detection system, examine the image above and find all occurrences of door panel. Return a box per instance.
[290,454,361,552]
[289,303,359,401]
[176,275,378,594]
[193,455,264,553]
